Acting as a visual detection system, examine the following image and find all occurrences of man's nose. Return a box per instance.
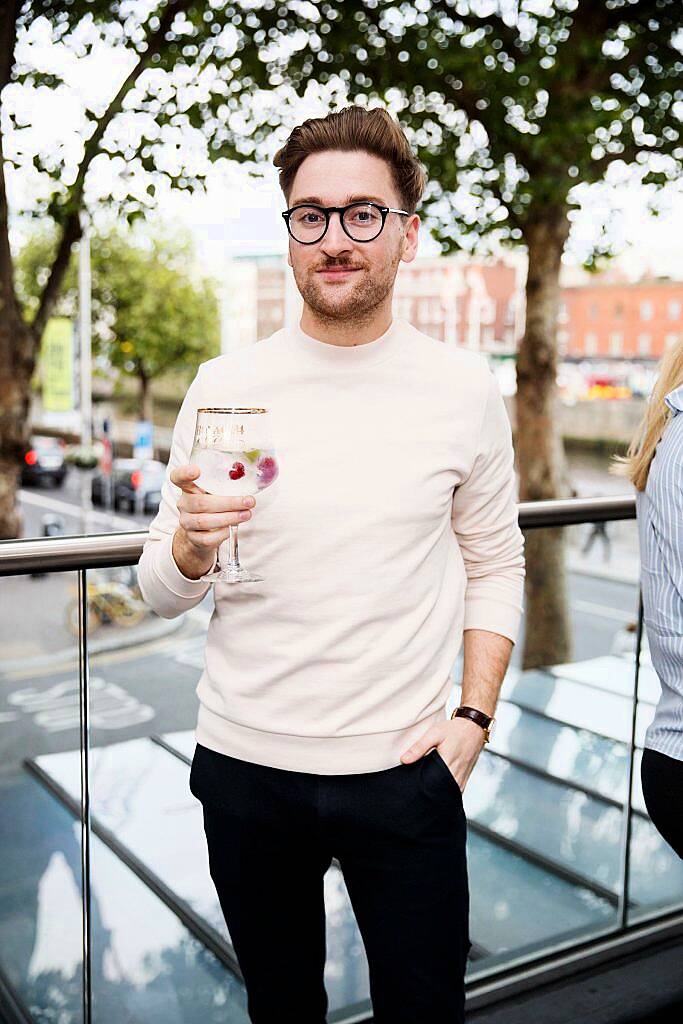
[321,211,352,256]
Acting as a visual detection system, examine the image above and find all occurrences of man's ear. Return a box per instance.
[400,215,420,264]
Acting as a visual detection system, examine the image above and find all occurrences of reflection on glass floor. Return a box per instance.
[4,652,683,1021]
[0,771,249,1024]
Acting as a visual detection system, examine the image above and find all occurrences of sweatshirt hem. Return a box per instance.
[195,701,447,775]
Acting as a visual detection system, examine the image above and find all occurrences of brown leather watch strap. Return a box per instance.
[451,705,494,740]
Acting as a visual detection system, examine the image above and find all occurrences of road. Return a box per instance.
[18,467,150,538]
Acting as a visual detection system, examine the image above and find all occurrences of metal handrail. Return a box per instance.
[0,494,637,577]
[0,530,147,575]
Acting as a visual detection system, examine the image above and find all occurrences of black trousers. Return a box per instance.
[189,742,471,1024]
[641,746,683,859]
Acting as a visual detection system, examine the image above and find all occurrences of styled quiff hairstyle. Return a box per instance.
[273,105,427,214]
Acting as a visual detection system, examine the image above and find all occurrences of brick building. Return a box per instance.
[559,277,683,362]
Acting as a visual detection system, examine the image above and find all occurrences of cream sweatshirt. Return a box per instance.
[137,317,525,774]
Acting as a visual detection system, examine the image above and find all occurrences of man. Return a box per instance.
[138,105,525,1023]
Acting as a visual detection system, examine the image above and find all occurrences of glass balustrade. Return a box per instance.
[1,498,682,1023]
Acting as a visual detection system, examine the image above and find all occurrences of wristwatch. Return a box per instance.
[451,705,496,743]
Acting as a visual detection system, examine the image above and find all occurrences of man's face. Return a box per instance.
[286,150,419,324]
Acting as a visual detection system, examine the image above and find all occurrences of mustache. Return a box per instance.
[314,261,365,271]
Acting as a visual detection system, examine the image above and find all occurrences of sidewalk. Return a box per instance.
[567,542,640,586]
[1,569,192,678]
[0,609,185,678]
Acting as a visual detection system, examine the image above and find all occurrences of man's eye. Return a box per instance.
[349,208,380,223]
[294,209,323,225]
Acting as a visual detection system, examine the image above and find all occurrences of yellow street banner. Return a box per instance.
[41,317,75,412]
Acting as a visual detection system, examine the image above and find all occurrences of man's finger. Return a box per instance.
[399,729,444,763]
[170,463,206,494]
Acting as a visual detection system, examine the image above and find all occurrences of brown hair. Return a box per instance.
[610,334,683,491]
[273,105,427,214]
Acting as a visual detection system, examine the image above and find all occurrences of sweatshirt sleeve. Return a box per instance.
[137,365,218,619]
[451,367,525,644]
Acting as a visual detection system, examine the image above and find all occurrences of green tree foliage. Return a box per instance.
[17,228,219,420]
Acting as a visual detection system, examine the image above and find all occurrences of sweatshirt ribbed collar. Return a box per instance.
[287,317,407,369]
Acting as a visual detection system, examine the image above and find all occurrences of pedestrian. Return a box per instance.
[138,105,526,1023]
[612,336,683,859]
[581,517,612,562]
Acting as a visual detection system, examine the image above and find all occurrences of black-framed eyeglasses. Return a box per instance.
[282,201,411,245]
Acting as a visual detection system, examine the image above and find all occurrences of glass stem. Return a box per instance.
[226,524,241,571]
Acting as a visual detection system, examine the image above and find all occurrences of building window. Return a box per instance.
[557,330,569,356]
[480,299,496,325]
[640,300,653,321]
[668,300,681,321]
[665,332,679,349]
[637,333,651,356]
[585,332,598,355]
[558,303,569,324]
[609,332,623,356]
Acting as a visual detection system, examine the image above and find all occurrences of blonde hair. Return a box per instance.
[273,105,427,214]
[611,336,683,491]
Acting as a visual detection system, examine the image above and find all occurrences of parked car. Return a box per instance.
[91,458,165,514]
[21,435,67,488]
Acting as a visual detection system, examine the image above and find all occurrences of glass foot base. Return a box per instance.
[200,565,264,584]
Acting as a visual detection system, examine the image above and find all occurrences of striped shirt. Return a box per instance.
[635,382,683,761]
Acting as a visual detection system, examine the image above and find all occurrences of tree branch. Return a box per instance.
[33,0,194,340]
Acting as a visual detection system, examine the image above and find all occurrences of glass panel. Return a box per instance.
[453,520,644,972]
[0,568,84,1021]
[6,507,672,1019]
[627,617,683,920]
[81,576,263,1021]
[81,573,376,1020]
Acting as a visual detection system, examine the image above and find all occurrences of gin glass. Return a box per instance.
[189,407,278,583]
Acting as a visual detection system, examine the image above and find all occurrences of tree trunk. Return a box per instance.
[517,207,572,670]
[0,314,37,539]
[139,373,153,423]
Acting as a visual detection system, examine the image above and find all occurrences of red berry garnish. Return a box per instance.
[229,461,245,480]
[256,455,278,488]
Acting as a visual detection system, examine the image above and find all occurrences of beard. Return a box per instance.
[292,242,402,328]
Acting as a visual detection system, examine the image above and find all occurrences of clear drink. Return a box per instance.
[189,444,279,497]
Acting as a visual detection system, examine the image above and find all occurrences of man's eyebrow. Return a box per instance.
[289,194,389,207]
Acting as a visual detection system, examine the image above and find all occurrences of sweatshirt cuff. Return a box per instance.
[152,533,218,598]
[463,597,523,645]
